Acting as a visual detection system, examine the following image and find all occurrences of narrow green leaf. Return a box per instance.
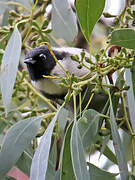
[121,129,132,161]
[99,135,110,160]
[55,171,60,180]
[99,135,118,165]
[58,108,69,134]
[52,0,78,43]
[16,151,32,176]
[103,145,117,164]
[126,69,135,132]
[76,0,106,42]
[115,70,125,89]
[49,139,57,166]
[110,102,129,180]
[0,120,7,133]
[110,28,135,49]
[30,110,60,180]
[61,122,75,180]
[0,27,22,113]
[131,61,135,99]
[46,161,56,180]
[78,109,100,149]
[0,116,42,177]
[41,145,59,179]
[88,163,117,180]
[71,121,90,180]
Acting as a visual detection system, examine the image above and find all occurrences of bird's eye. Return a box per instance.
[39,53,46,61]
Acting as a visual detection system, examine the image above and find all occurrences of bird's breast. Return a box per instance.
[31,78,67,96]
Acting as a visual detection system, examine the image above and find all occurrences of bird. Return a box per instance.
[24,45,108,112]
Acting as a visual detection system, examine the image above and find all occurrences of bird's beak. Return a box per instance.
[24,58,36,65]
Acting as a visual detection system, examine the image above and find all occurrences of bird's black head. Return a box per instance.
[24,45,56,81]
[24,45,66,81]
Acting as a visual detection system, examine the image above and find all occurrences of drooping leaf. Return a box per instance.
[115,70,125,89]
[78,109,100,149]
[110,102,129,180]
[0,116,42,177]
[44,144,60,180]
[110,28,135,49]
[16,151,32,176]
[99,135,118,165]
[71,121,90,180]
[0,27,22,113]
[51,0,78,43]
[121,129,132,161]
[58,107,69,134]
[0,120,7,133]
[61,122,75,180]
[131,61,135,99]
[55,171,61,180]
[76,0,106,43]
[30,110,60,180]
[88,163,117,180]
[103,145,117,165]
[49,139,57,166]
[126,69,135,132]
[45,161,56,180]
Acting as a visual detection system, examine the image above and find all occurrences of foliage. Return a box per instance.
[0,0,135,180]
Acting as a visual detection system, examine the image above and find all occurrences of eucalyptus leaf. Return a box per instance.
[121,129,132,161]
[131,61,135,99]
[110,103,129,180]
[58,107,69,133]
[0,27,22,113]
[103,145,117,164]
[78,109,100,149]
[110,28,135,49]
[71,121,90,180]
[49,139,57,166]
[16,151,32,176]
[0,116,42,177]
[46,161,56,180]
[76,0,106,43]
[61,122,75,180]
[55,171,61,180]
[126,69,135,132]
[115,70,125,89]
[99,135,117,164]
[99,135,110,159]
[51,0,78,43]
[30,110,60,180]
[88,163,117,180]
[0,120,7,134]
